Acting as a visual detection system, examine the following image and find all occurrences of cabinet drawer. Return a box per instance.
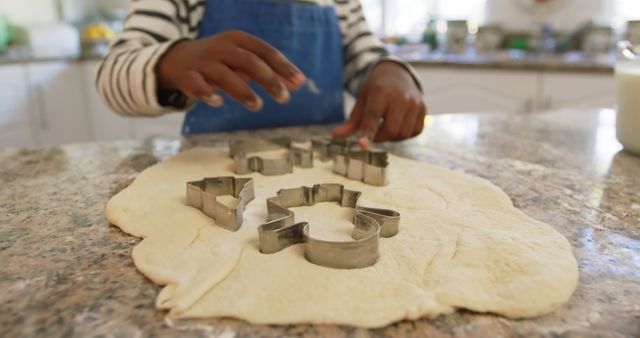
[415,67,539,114]
[133,113,184,139]
[27,62,91,145]
[0,126,35,147]
[0,65,31,128]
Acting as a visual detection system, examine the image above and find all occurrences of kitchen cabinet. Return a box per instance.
[414,67,541,114]
[132,114,184,139]
[540,72,615,110]
[27,62,92,145]
[1,62,94,147]
[84,60,183,141]
[0,59,618,148]
[83,61,134,141]
[414,66,615,114]
[0,127,37,147]
[0,64,37,147]
[1,60,185,148]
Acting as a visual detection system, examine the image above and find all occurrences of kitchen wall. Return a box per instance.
[483,0,610,32]
[59,0,129,23]
[0,0,59,23]
[363,0,636,40]
[0,0,635,33]
[0,0,128,24]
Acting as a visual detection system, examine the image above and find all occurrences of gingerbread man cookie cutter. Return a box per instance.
[258,183,400,269]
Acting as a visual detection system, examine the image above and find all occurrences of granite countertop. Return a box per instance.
[1,109,638,337]
[395,47,615,73]
[0,47,104,65]
[0,45,614,73]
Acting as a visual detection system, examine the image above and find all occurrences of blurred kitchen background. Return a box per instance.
[0,0,639,147]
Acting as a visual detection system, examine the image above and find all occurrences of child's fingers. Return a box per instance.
[225,48,290,104]
[200,90,223,107]
[398,102,418,140]
[413,102,427,136]
[357,93,387,148]
[373,98,407,142]
[332,95,365,137]
[231,30,306,88]
[278,74,301,90]
[180,71,223,107]
[182,71,215,99]
[202,63,263,112]
[240,71,297,91]
[236,71,251,82]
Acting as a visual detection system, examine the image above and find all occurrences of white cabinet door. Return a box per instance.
[132,113,184,139]
[0,64,37,147]
[83,61,134,141]
[414,67,540,114]
[541,72,615,110]
[27,62,92,145]
[83,60,183,140]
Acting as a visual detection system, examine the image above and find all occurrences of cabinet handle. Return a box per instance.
[35,85,49,130]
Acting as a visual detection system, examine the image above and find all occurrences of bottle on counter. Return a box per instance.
[422,16,438,52]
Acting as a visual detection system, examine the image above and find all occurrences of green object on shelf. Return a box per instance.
[422,30,438,50]
[506,37,529,50]
[396,36,409,45]
[0,15,11,51]
[422,17,438,51]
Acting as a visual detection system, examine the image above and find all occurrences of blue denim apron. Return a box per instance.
[182,0,345,135]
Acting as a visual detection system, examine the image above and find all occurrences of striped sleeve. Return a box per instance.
[334,0,422,95]
[96,0,206,117]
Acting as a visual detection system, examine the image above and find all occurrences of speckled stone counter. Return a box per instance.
[0,45,614,74]
[403,51,614,73]
[1,109,638,337]
[0,47,104,65]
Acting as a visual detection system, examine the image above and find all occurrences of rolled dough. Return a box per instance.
[106,148,578,328]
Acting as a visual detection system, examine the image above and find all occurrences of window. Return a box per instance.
[361,0,486,39]
[611,0,640,31]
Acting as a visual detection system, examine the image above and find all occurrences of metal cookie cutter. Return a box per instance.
[333,150,389,186]
[311,137,359,162]
[229,138,313,175]
[186,177,255,231]
[258,184,400,269]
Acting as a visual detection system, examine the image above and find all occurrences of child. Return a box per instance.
[96,0,426,148]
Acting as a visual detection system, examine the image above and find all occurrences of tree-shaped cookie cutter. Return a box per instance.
[333,150,389,186]
[186,177,255,231]
[258,184,400,269]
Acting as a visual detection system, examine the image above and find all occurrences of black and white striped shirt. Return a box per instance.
[96,0,416,117]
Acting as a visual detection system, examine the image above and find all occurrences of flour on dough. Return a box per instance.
[106,148,578,328]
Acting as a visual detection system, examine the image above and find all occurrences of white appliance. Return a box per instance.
[22,22,80,58]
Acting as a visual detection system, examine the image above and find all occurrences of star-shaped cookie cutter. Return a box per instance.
[258,184,400,269]
[229,138,313,175]
[333,150,389,186]
[186,177,255,231]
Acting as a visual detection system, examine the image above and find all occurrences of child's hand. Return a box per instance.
[158,30,307,111]
[332,62,426,148]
